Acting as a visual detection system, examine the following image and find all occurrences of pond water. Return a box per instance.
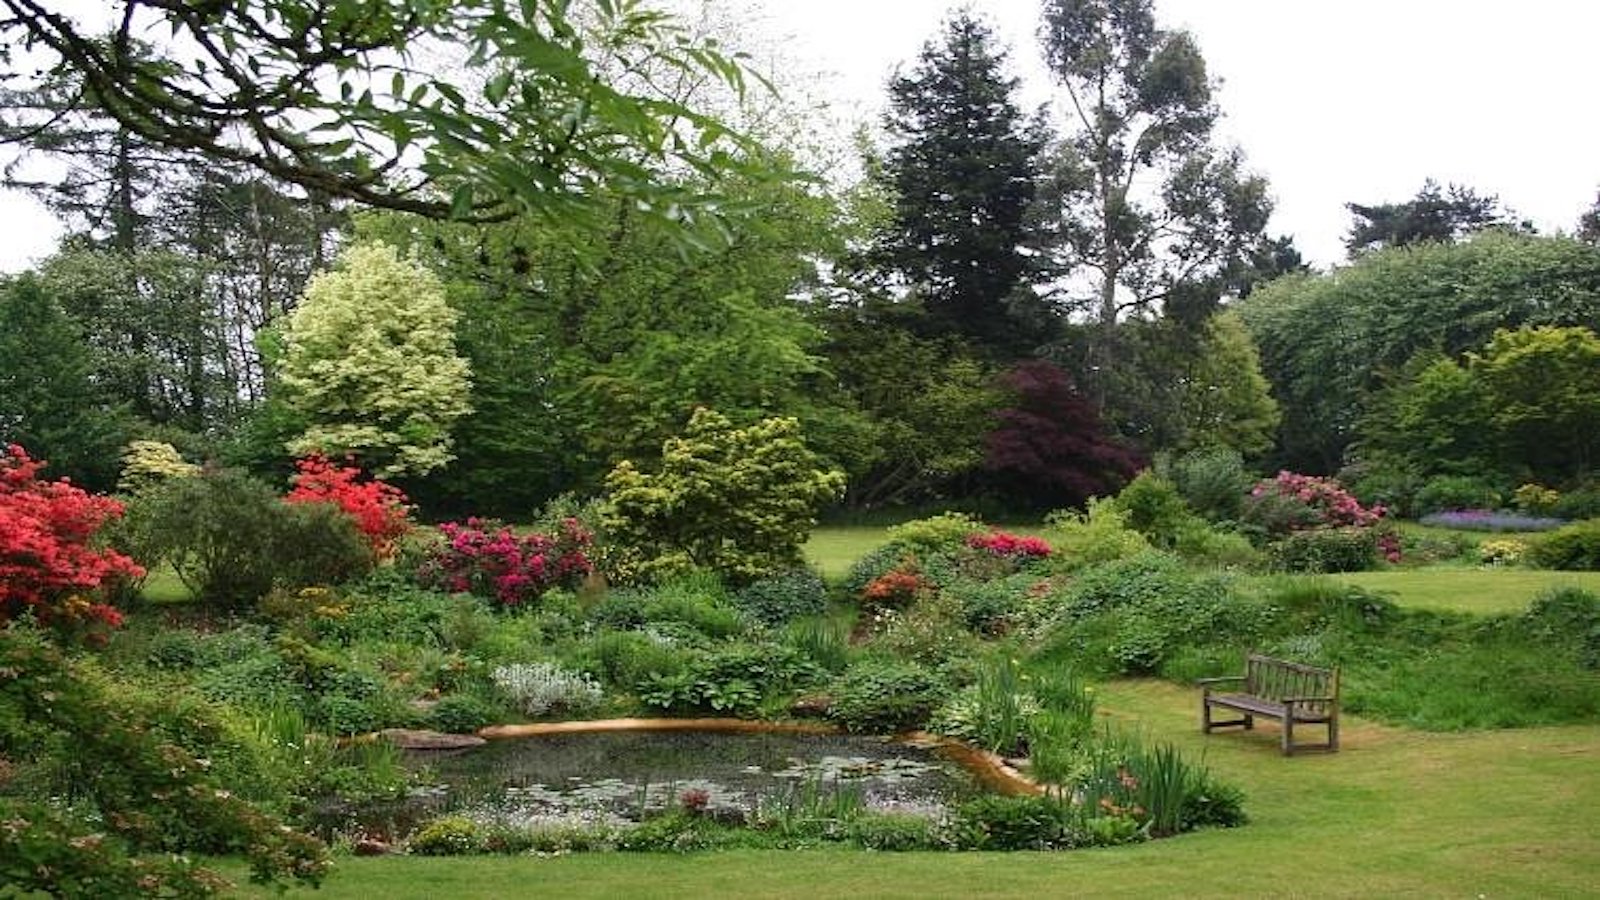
[325,730,987,836]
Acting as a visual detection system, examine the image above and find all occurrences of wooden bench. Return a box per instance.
[1199,654,1340,756]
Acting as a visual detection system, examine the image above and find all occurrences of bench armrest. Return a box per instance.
[1196,675,1246,686]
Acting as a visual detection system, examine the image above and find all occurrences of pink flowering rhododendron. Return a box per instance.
[1249,471,1387,529]
[966,530,1052,559]
[285,454,411,557]
[1248,470,1401,564]
[0,444,141,639]
[416,517,593,607]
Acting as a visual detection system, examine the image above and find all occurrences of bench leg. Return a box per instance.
[1244,714,1254,731]
[1328,716,1339,752]
[1282,715,1294,756]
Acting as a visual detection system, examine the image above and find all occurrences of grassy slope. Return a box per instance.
[238,679,1600,899]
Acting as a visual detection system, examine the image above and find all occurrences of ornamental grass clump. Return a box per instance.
[492,662,603,717]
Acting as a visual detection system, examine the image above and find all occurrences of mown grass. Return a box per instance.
[233,679,1600,899]
[1329,569,1600,615]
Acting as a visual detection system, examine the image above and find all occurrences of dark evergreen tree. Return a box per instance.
[877,12,1048,356]
[0,275,130,489]
[1345,179,1525,255]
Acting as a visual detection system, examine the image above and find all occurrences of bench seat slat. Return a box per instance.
[1205,692,1334,722]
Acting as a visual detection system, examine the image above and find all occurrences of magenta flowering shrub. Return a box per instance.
[416,517,593,607]
[966,531,1052,559]
[1247,471,1387,531]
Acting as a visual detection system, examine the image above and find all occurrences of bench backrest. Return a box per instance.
[1244,654,1338,715]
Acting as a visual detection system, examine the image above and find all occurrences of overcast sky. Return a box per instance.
[2,0,1596,270]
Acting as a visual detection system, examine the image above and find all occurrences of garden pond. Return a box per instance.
[322,728,998,836]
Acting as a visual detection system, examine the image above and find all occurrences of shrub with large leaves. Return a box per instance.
[603,408,844,584]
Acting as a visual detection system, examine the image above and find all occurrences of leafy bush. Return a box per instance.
[134,469,283,606]
[639,642,821,716]
[1042,499,1153,571]
[732,567,827,626]
[415,517,593,609]
[1512,483,1561,516]
[1529,520,1600,570]
[273,501,380,589]
[950,795,1079,850]
[116,439,199,495]
[1269,527,1380,573]
[570,630,689,690]
[603,408,845,584]
[1521,587,1600,669]
[491,662,604,717]
[1414,475,1504,515]
[1159,447,1252,522]
[1172,522,1265,571]
[828,660,944,732]
[0,444,140,639]
[1110,471,1195,548]
[409,816,483,855]
[431,693,501,734]
[1477,539,1528,566]
[885,512,987,553]
[134,468,375,607]
[1553,485,1600,521]
[588,572,744,639]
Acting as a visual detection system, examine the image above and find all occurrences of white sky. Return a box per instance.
[2,0,1597,270]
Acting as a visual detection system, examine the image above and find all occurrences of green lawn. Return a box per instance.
[804,526,894,580]
[1329,569,1600,615]
[237,679,1600,899]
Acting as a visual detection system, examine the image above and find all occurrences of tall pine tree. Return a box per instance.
[878,12,1048,357]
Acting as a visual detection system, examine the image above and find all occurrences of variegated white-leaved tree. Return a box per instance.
[280,242,471,477]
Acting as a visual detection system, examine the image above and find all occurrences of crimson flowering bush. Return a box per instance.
[416,517,593,608]
[285,454,411,557]
[966,531,1052,559]
[0,445,141,639]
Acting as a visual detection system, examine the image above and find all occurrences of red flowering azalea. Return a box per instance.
[966,530,1052,559]
[0,444,142,639]
[286,454,411,557]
